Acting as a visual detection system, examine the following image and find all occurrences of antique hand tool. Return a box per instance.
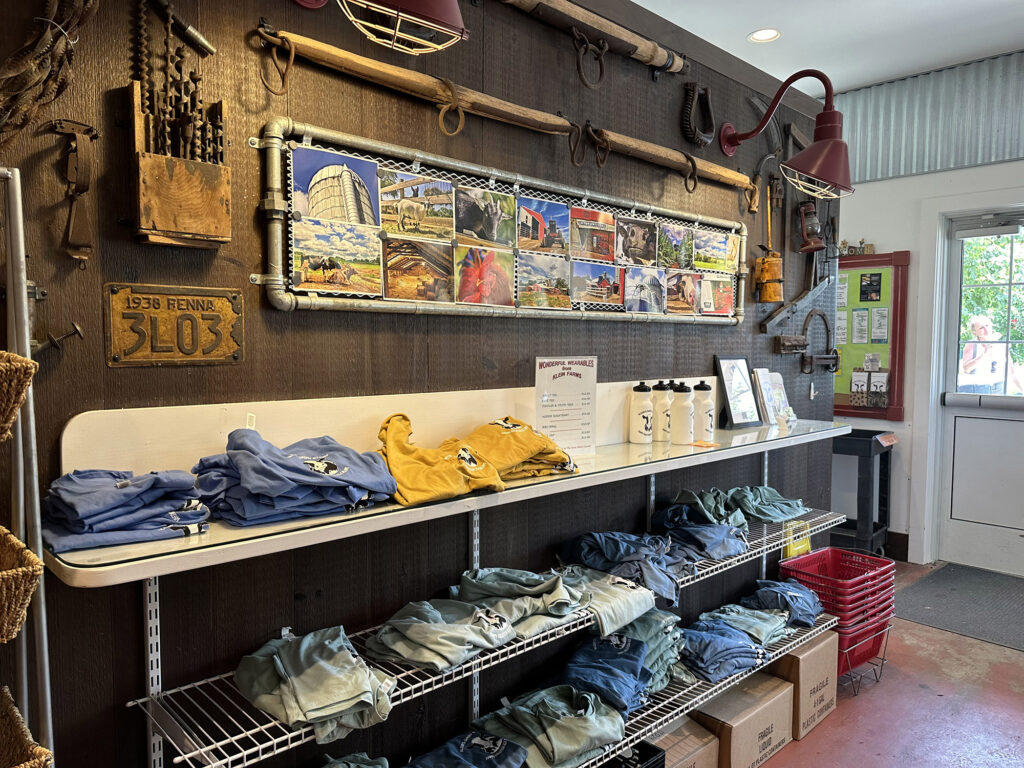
[150,0,216,56]
[44,120,100,268]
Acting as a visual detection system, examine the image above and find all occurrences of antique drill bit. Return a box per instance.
[133,0,153,151]
[212,107,224,165]
[172,45,186,157]
[160,8,172,154]
[189,71,202,161]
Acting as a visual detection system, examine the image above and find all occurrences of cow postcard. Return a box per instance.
[570,207,616,261]
[516,251,571,309]
[658,222,694,269]
[666,270,701,314]
[570,260,623,306]
[693,230,740,273]
[454,247,515,306]
[379,170,454,242]
[624,266,667,314]
[615,216,658,266]
[454,188,517,248]
[517,197,570,255]
[290,218,383,296]
[383,238,454,302]
[290,146,380,226]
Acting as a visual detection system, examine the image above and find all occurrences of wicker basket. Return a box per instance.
[0,351,38,443]
[0,527,43,644]
[0,687,52,768]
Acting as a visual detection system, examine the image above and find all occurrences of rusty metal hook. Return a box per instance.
[256,24,294,96]
[584,121,611,168]
[566,118,587,167]
[681,150,698,193]
[800,308,840,373]
[571,26,608,89]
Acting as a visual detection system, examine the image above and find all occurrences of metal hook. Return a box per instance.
[567,120,587,167]
[571,26,608,89]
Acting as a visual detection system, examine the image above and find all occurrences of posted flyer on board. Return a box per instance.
[535,356,597,455]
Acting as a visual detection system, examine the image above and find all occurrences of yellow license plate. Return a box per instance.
[105,283,243,366]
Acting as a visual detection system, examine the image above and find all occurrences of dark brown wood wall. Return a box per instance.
[0,1,837,765]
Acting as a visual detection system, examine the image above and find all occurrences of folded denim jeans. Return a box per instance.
[561,635,651,716]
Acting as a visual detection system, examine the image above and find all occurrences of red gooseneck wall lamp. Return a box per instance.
[720,69,853,199]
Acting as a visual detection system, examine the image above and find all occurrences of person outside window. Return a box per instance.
[959,315,1024,394]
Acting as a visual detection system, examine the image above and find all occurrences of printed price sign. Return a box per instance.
[105,283,243,366]
[535,357,597,455]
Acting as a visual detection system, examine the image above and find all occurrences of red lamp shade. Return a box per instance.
[720,69,853,199]
[336,0,469,54]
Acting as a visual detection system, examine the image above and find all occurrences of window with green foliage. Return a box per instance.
[957,235,1024,395]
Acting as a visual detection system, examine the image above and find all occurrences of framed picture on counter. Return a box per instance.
[714,355,763,428]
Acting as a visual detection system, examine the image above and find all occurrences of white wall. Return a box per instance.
[831,159,1024,562]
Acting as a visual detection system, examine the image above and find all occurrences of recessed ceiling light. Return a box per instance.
[747,28,781,43]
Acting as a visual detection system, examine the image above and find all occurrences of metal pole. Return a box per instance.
[468,509,481,723]
[5,208,30,714]
[760,452,769,579]
[2,167,54,749]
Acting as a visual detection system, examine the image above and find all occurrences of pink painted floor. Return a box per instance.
[776,562,1024,768]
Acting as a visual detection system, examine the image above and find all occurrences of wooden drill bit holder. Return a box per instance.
[129,81,231,249]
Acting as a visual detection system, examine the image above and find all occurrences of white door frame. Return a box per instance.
[908,186,1024,564]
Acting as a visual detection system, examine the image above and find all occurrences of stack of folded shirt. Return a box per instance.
[556,566,656,636]
[42,469,209,552]
[617,608,683,693]
[324,754,389,768]
[364,600,516,671]
[448,417,576,480]
[669,486,810,532]
[558,532,693,605]
[475,685,625,768]
[193,429,397,526]
[740,579,824,627]
[378,415,576,507]
[560,635,651,716]
[727,486,809,524]
[450,567,590,638]
[650,504,749,561]
[695,604,793,646]
[408,730,528,768]
[677,619,769,683]
[235,625,395,744]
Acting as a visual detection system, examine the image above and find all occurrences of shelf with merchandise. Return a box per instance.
[126,510,843,768]
[46,419,849,588]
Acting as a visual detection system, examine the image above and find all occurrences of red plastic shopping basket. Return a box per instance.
[781,548,894,597]
[836,614,893,675]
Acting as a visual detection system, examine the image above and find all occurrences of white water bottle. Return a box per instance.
[670,382,694,444]
[629,382,653,444]
[693,380,715,442]
[652,381,672,442]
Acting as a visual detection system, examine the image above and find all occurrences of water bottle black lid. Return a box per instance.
[633,381,652,392]
[694,380,712,391]
[653,380,670,391]
[673,381,692,392]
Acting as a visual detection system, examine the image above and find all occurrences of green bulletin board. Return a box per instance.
[834,251,910,420]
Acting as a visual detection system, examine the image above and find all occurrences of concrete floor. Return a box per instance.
[778,562,1024,767]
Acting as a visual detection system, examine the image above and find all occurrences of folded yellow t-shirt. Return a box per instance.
[378,413,505,506]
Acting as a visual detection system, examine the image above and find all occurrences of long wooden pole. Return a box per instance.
[271,29,572,135]
[593,128,757,195]
[260,27,754,199]
[499,0,686,72]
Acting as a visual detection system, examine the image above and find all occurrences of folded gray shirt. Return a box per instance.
[451,567,591,638]
[556,566,656,636]
[235,626,395,744]
[364,599,517,671]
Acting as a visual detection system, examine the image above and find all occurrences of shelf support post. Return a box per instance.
[145,577,164,768]
[760,453,769,579]
[646,475,656,530]
[468,509,481,721]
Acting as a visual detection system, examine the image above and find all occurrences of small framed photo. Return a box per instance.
[714,355,763,428]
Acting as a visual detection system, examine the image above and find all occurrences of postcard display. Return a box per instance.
[285,142,741,318]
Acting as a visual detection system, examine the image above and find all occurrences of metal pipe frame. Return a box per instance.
[252,119,748,325]
[1,167,54,749]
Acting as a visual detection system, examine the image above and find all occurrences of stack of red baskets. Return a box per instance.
[780,547,895,676]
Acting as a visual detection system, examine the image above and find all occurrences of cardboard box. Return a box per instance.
[690,672,793,768]
[654,716,719,768]
[766,630,838,740]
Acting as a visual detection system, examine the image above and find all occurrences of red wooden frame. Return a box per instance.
[834,250,910,421]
